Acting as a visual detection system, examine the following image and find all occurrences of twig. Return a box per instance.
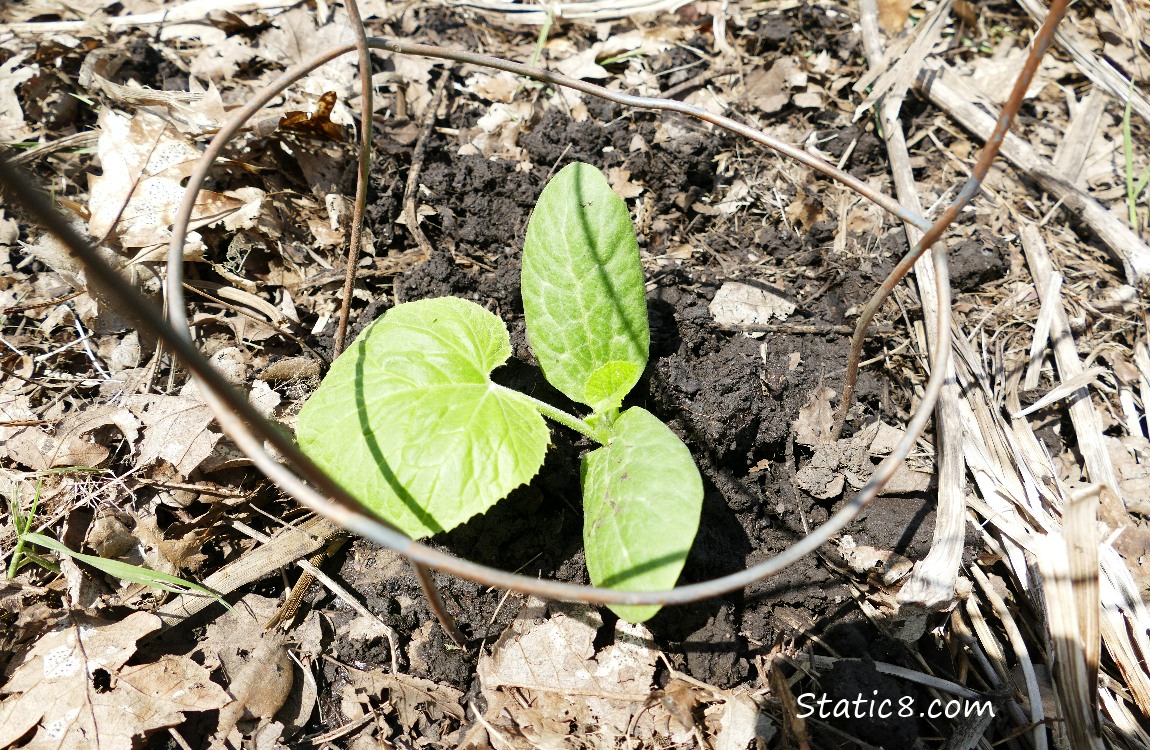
[402,68,452,261]
[234,521,402,675]
[332,0,374,357]
[413,561,469,648]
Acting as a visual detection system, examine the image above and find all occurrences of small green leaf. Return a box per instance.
[581,407,703,622]
[584,361,643,410]
[297,297,550,539]
[522,162,649,412]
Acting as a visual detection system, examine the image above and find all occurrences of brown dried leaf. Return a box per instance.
[88,109,252,248]
[214,631,293,744]
[709,692,775,750]
[259,8,357,102]
[478,601,681,740]
[0,612,227,750]
[793,386,837,448]
[607,166,643,199]
[3,403,138,471]
[744,57,806,114]
[877,0,912,32]
[837,539,915,586]
[349,669,465,731]
[127,393,221,476]
[709,282,796,328]
[0,53,37,141]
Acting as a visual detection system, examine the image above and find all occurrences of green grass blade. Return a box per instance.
[22,532,226,603]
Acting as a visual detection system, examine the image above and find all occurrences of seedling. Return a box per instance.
[297,163,702,621]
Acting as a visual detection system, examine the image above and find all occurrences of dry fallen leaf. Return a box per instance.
[837,537,915,586]
[709,281,796,328]
[793,386,837,448]
[877,0,912,32]
[127,393,222,476]
[0,612,228,750]
[87,109,256,249]
[0,52,36,141]
[260,7,358,105]
[744,57,806,114]
[3,403,139,471]
[347,670,465,733]
[607,166,644,199]
[709,691,776,750]
[477,600,689,742]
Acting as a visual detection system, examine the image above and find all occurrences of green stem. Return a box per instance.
[501,386,605,443]
[6,535,25,580]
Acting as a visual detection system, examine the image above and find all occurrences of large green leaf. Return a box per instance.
[581,407,703,622]
[296,297,550,539]
[522,162,649,413]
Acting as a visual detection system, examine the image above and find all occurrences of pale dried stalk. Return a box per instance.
[858,0,966,616]
[970,565,1048,750]
[1063,486,1101,730]
[1020,226,1123,493]
[1015,0,1150,126]
[1033,533,1105,750]
[1024,272,1063,391]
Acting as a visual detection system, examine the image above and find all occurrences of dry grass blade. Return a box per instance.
[970,566,1047,750]
[1024,272,1063,391]
[1063,486,1102,728]
[1012,366,1110,419]
[1020,226,1123,493]
[445,0,692,24]
[1051,88,1107,186]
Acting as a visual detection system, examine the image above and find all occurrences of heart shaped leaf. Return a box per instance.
[297,297,550,539]
[522,162,649,413]
[581,407,703,622]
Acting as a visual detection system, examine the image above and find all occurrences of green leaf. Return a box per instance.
[23,533,224,602]
[581,407,703,622]
[296,297,550,539]
[522,162,649,412]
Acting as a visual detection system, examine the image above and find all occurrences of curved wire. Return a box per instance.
[2,18,995,610]
[1,147,951,607]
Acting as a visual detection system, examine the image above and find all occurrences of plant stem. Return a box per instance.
[502,386,603,443]
[5,482,39,580]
